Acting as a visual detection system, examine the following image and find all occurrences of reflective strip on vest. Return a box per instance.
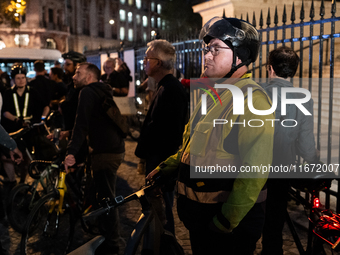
[177,181,267,204]
[13,92,29,118]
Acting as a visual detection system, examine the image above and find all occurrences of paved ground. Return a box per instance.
[0,137,333,255]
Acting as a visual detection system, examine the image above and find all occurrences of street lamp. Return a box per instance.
[109,19,115,25]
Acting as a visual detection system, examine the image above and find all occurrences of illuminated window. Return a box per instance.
[46,38,56,49]
[151,2,155,12]
[0,40,5,49]
[143,32,147,42]
[136,14,141,24]
[120,27,125,40]
[119,9,126,21]
[14,34,29,46]
[142,16,147,27]
[151,17,155,27]
[136,0,141,9]
[157,4,161,14]
[157,17,161,28]
[128,29,133,41]
[128,12,133,23]
[120,0,125,4]
[128,0,133,5]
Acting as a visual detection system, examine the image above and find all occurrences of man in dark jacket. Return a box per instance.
[64,62,125,255]
[101,58,129,96]
[59,51,88,163]
[135,39,188,234]
[28,60,56,106]
[261,46,319,255]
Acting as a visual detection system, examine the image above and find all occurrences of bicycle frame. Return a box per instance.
[49,171,67,215]
[124,194,164,255]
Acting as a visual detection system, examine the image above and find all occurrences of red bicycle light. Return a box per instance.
[313,197,320,208]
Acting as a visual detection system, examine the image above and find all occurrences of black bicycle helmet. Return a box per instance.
[61,51,86,65]
[11,63,27,79]
[199,16,261,78]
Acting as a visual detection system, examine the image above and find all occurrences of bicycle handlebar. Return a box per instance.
[83,182,156,222]
[28,160,62,179]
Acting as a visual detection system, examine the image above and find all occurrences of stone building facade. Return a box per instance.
[0,0,163,53]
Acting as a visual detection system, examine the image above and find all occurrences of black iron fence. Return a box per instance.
[134,0,340,211]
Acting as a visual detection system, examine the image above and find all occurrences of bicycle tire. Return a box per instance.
[20,192,75,255]
[6,183,38,233]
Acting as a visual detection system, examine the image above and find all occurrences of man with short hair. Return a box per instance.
[147,17,275,255]
[101,58,129,96]
[135,39,188,235]
[261,46,319,255]
[28,60,56,106]
[49,67,67,107]
[64,62,125,255]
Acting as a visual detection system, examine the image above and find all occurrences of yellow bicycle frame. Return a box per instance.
[49,171,67,214]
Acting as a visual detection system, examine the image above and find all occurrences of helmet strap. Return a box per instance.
[223,49,252,78]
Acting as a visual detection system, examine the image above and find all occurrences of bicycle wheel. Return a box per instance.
[6,183,41,233]
[20,192,75,255]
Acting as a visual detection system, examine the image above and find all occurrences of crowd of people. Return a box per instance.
[0,15,319,255]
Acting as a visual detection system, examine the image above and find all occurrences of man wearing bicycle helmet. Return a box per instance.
[59,51,88,163]
[147,17,274,255]
[1,63,49,183]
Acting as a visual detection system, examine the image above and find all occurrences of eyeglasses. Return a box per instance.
[203,45,231,56]
[143,57,159,62]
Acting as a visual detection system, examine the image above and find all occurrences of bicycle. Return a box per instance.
[6,159,60,233]
[20,160,99,255]
[5,120,63,233]
[287,175,340,254]
[68,179,184,255]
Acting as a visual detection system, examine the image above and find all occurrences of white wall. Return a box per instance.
[124,49,135,98]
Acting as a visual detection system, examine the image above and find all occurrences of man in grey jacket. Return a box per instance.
[261,46,319,255]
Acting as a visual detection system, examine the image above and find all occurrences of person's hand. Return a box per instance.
[64,154,76,173]
[46,133,53,140]
[59,131,70,140]
[208,220,231,234]
[146,169,159,181]
[10,147,23,164]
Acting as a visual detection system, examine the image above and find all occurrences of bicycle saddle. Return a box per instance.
[67,236,105,255]
[290,174,334,193]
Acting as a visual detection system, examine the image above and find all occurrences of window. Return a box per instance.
[151,2,155,12]
[48,9,53,23]
[157,17,161,28]
[14,34,29,46]
[128,12,133,23]
[136,0,141,9]
[128,0,133,5]
[120,27,125,40]
[157,4,161,14]
[143,32,147,42]
[120,0,125,4]
[119,9,126,21]
[151,17,154,27]
[136,14,141,24]
[0,39,6,49]
[46,38,56,49]
[142,16,147,27]
[128,29,133,41]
